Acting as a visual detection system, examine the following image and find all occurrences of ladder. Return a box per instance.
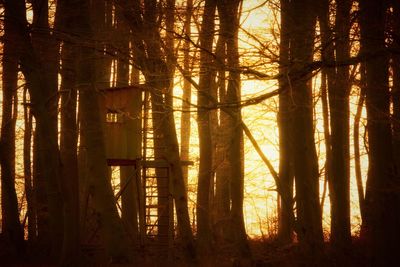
[141,90,174,259]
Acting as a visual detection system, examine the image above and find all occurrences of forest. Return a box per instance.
[0,0,400,266]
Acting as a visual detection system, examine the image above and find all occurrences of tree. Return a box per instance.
[75,0,133,262]
[360,0,400,264]
[391,0,400,171]
[56,0,80,264]
[32,0,65,257]
[4,0,64,260]
[287,0,324,255]
[197,0,217,258]
[1,1,25,256]
[213,17,230,243]
[277,0,294,244]
[23,87,36,244]
[217,0,251,258]
[328,0,352,250]
[319,0,352,250]
[115,5,140,244]
[181,0,194,184]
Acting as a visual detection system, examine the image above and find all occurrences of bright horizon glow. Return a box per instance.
[173,0,368,238]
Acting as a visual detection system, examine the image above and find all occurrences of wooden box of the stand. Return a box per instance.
[99,87,142,162]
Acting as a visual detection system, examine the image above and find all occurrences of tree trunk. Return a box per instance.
[115,6,139,244]
[360,0,400,264]
[4,0,64,260]
[23,88,36,244]
[31,0,64,256]
[77,0,114,245]
[92,0,113,89]
[76,0,132,263]
[1,5,24,255]
[320,71,332,214]
[197,0,217,258]
[32,128,49,253]
[288,0,324,255]
[56,0,81,263]
[277,0,294,244]
[218,0,251,258]
[165,0,176,107]
[319,0,352,250]
[392,0,400,175]
[59,43,80,267]
[129,61,142,244]
[353,73,366,223]
[213,33,230,242]
[329,0,352,249]
[181,0,193,185]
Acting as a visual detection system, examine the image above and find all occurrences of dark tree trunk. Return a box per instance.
[56,1,81,264]
[360,0,400,264]
[23,88,36,244]
[277,0,294,244]
[115,6,139,244]
[319,0,352,250]
[165,0,176,107]
[1,4,24,256]
[32,129,48,253]
[353,70,366,223]
[197,0,217,258]
[31,0,64,257]
[218,0,251,259]
[127,59,142,245]
[288,0,324,255]
[92,0,113,89]
[59,43,80,267]
[213,33,230,241]
[320,71,332,215]
[76,0,132,263]
[392,0,400,173]
[328,0,352,249]
[4,0,64,260]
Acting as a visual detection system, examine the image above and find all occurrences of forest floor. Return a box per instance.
[245,238,369,267]
[1,238,373,267]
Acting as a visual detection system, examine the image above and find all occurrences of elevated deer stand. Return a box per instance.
[100,85,175,260]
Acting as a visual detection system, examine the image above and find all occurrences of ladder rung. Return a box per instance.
[144,133,163,137]
[145,195,169,198]
[146,214,169,219]
[145,204,168,208]
[144,176,169,179]
[143,174,169,178]
[145,227,170,230]
[145,214,169,217]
